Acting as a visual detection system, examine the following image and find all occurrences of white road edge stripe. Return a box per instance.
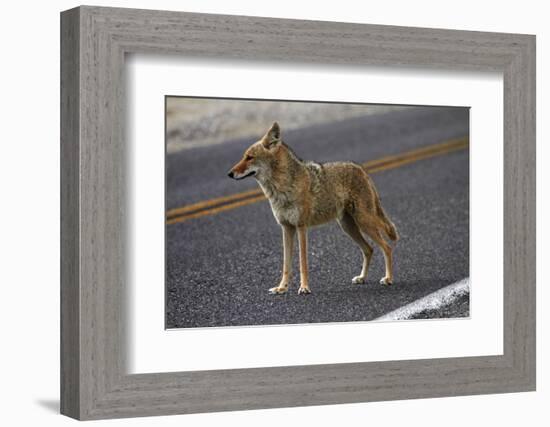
[374,277,470,321]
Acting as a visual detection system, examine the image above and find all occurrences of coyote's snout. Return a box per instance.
[228,122,398,295]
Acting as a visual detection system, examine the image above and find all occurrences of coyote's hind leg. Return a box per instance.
[338,213,374,284]
[354,212,394,286]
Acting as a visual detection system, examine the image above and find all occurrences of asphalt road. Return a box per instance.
[165,106,469,328]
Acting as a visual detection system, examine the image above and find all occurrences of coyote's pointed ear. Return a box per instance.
[262,122,281,149]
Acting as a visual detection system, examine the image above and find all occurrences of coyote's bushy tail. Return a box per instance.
[375,197,399,242]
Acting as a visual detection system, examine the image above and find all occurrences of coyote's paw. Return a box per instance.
[352,275,367,284]
[269,286,288,295]
[297,286,311,295]
[380,277,393,286]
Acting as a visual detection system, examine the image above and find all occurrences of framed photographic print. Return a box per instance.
[61,6,536,420]
[164,98,469,329]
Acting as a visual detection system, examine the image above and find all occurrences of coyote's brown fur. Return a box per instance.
[228,122,398,294]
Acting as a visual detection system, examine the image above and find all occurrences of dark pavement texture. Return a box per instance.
[410,294,470,320]
[165,106,469,328]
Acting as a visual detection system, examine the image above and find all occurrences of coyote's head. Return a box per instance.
[228,122,286,180]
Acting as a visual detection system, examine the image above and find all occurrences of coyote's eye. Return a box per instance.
[245,155,254,161]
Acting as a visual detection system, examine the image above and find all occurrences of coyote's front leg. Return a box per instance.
[269,224,295,294]
[297,227,311,294]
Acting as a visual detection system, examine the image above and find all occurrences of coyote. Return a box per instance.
[228,122,398,295]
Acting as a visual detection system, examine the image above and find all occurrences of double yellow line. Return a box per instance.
[166,137,469,225]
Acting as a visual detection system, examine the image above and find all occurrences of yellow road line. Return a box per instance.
[167,137,468,225]
[366,138,468,173]
[166,195,266,225]
[166,187,261,219]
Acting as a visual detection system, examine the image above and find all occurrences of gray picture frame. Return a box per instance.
[60,5,536,420]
